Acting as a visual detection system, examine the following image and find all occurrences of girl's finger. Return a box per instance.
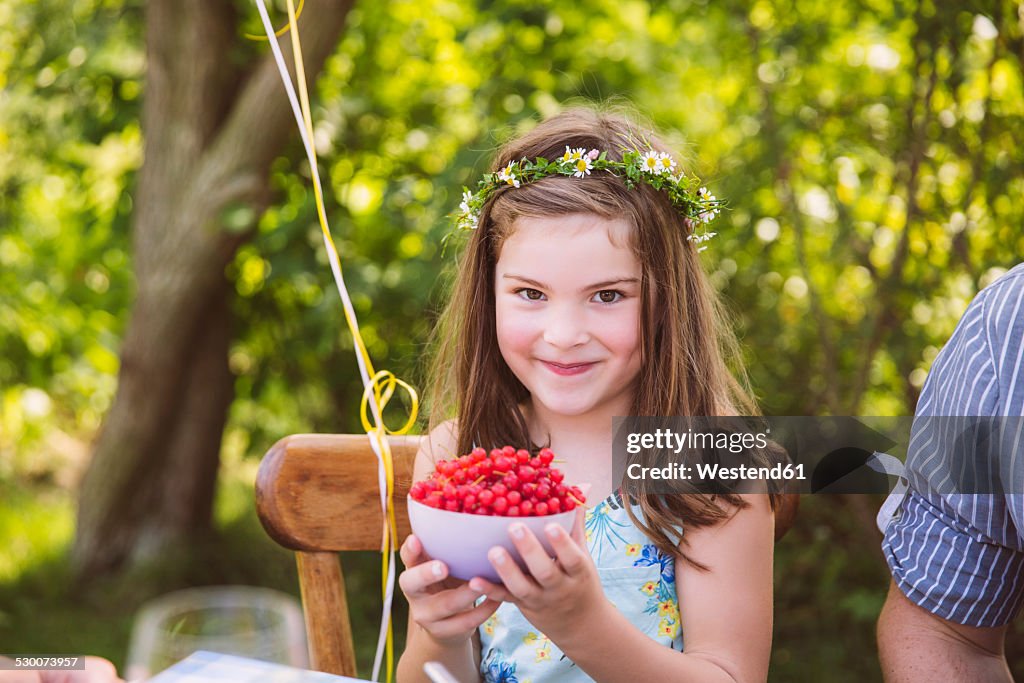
[488,545,539,600]
[399,534,427,567]
[429,598,502,640]
[545,522,588,576]
[398,557,449,597]
[415,582,484,624]
[468,576,513,603]
[508,523,563,587]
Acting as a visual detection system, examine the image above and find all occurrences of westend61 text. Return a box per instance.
[627,462,806,482]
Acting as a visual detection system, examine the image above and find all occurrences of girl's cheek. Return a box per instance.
[496,310,537,349]
[603,306,642,347]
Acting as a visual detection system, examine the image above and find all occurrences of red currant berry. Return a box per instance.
[492,496,508,514]
[507,490,522,506]
[539,448,554,465]
[535,502,549,516]
[520,500,534,516]
[506,505,520,517]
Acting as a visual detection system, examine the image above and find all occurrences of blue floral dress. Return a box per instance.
[477,492,684,682]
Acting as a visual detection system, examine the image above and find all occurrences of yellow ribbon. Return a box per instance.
[242,0,305,40]
[255,2,418,680]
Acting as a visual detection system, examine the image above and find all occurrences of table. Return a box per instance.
[146,651,369,683]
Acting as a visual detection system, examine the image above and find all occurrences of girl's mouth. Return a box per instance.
[541,360,596,376]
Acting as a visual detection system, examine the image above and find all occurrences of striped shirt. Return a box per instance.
[881,263,1024,627]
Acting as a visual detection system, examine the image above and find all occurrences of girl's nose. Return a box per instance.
[542,308,590,348]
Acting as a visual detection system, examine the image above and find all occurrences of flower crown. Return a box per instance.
[452,146,723,251]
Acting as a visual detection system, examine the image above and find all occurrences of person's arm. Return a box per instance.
[877,579,1012,682]
[396,421,496,683]
[473,493,774,683]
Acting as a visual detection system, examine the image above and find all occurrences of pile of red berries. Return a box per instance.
[408,446,586,516]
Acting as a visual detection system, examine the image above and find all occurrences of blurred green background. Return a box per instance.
[2,0,1023,680]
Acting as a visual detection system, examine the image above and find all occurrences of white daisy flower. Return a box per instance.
[641,150,663,174]
[497,162,520,188]
[657,153,677,174]
[697,186,716,202]
[572,157,593,178]
[459,190,474,214]
[561,146,586,164]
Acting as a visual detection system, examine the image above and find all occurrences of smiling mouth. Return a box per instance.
[541,360,597,375]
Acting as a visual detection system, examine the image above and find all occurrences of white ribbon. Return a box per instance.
[865,452,909,534]
[252,2,395,679]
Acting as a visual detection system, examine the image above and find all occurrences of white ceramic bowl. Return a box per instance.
[407,496,577,582]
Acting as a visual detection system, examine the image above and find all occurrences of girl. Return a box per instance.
[396,107,778,683]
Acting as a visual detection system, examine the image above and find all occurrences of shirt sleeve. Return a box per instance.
[882,489,1024,627]
[880,265,1024,627]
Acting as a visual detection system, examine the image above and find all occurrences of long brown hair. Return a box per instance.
[424,104,778,561]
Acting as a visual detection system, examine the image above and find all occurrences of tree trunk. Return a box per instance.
[73,0,353,578]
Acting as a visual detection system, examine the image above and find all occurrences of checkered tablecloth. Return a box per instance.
[146,651,368,683]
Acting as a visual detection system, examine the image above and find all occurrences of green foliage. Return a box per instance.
[0,0,142,468]
[3,0,1024,679]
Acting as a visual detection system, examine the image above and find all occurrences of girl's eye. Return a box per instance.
[516,288,545,301]
[594,290,623,304]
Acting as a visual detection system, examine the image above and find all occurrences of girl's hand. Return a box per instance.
[399,534,501,647]
[469,507,607,642]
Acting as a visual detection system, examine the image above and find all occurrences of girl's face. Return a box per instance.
[494,213,643,420]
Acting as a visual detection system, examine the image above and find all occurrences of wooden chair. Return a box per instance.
[255,433,800,677]
[256,433,420,677]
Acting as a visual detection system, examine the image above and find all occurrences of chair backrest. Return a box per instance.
[255,433,800,677]
[255,434,420,677]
